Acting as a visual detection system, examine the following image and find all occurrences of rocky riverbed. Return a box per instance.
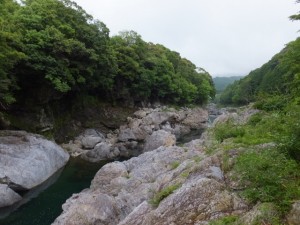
[52,105,249,225]
[62,106,209,162]
[1,105,299,224]
[52,105,300,225]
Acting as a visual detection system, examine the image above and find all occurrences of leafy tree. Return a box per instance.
[0,0,24,107]
[290,0,300,21]
[14,0,116,103]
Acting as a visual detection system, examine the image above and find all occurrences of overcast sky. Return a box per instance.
[73,0,299,77]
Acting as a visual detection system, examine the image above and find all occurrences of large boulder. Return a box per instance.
[142,111,178,128]
[81,142,120,162]
[182,108,208,129]
[0,130,69,191]
[0,184,22,208]
[76,129,105,149]
[143,130,176,152]
[118,127,136,142]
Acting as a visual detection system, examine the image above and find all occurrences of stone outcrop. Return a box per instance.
[52,136,247,225]
[287,201,300,225]
[143,130,176,152]
[0,184,22,208]
[62,106,209,162]
[76,129,105,149]
[0,130,69,208]
[54,104,287,225]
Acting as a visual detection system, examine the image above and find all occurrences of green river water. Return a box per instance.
[0,158,106,225]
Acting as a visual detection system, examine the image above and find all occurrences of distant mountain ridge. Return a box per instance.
[213,76,243,93]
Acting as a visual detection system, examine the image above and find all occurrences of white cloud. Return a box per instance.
[73,0,299,76]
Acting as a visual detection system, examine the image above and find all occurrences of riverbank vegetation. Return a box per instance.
[209,6,300,221]
[0,0,214,112]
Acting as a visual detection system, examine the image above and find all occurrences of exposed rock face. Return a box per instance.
[143,130,176,152]
[76,129,105,149]
[181,108,208,129]
[287,201,300,225]
[54,104,283,225]
[63,106,209,162]
[0,184,22,208]
[237,203,279,225]
[0,130,69,207]
[52,138,247,225]
[213,105,259,126]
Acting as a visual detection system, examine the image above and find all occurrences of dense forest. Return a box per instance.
[0,0,215,114]
[217,2,300,163]
[219,36,300,108]
[212,76,243,94]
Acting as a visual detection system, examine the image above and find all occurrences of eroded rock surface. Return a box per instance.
[0,184,22,208]
[0,130,69,207]
[62,106,209,162]
[54,105,281,225]
[287,201,300,225]
[52,139,247,225]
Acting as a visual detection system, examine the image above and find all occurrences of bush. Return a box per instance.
[234,148,300,213]
[214,120,245,142]
[279,104,300,161]
[254,94,288,111]
[247,112,264,126]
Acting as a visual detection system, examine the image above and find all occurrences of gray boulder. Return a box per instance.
[142,111,178,128]
[182,108,208,129]
[118,128,136,142]
[0,130,69,191]
[76,129,105,149]
[81,142,117,162]
[0,184,22,208]
[143,130,176,152]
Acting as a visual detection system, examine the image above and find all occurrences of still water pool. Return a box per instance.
[0,158,106,225]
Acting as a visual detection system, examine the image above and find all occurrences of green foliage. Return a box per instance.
[234,148,300,213]
[14,0,115,99]
[254,94,289,111]
[250,203,282,225]
[0,0,25,106]
[149,184,181,207]
[170,161,180,169]
[209,215,238,225]
[0,0,215,109]
[213,76,243,93]
[111,35,215,105]
[279,104,300,161]
[213,119,245,143]
[219,37,300,107]
[290,0,300,21]
[193,156,202,162]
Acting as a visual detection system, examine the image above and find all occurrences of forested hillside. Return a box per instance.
[212,76,243,93]
[219,36,300,107]
[0,0,215,111]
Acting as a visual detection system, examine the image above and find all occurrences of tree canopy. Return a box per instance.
[219,37,300,107]
[0,0,214,109]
